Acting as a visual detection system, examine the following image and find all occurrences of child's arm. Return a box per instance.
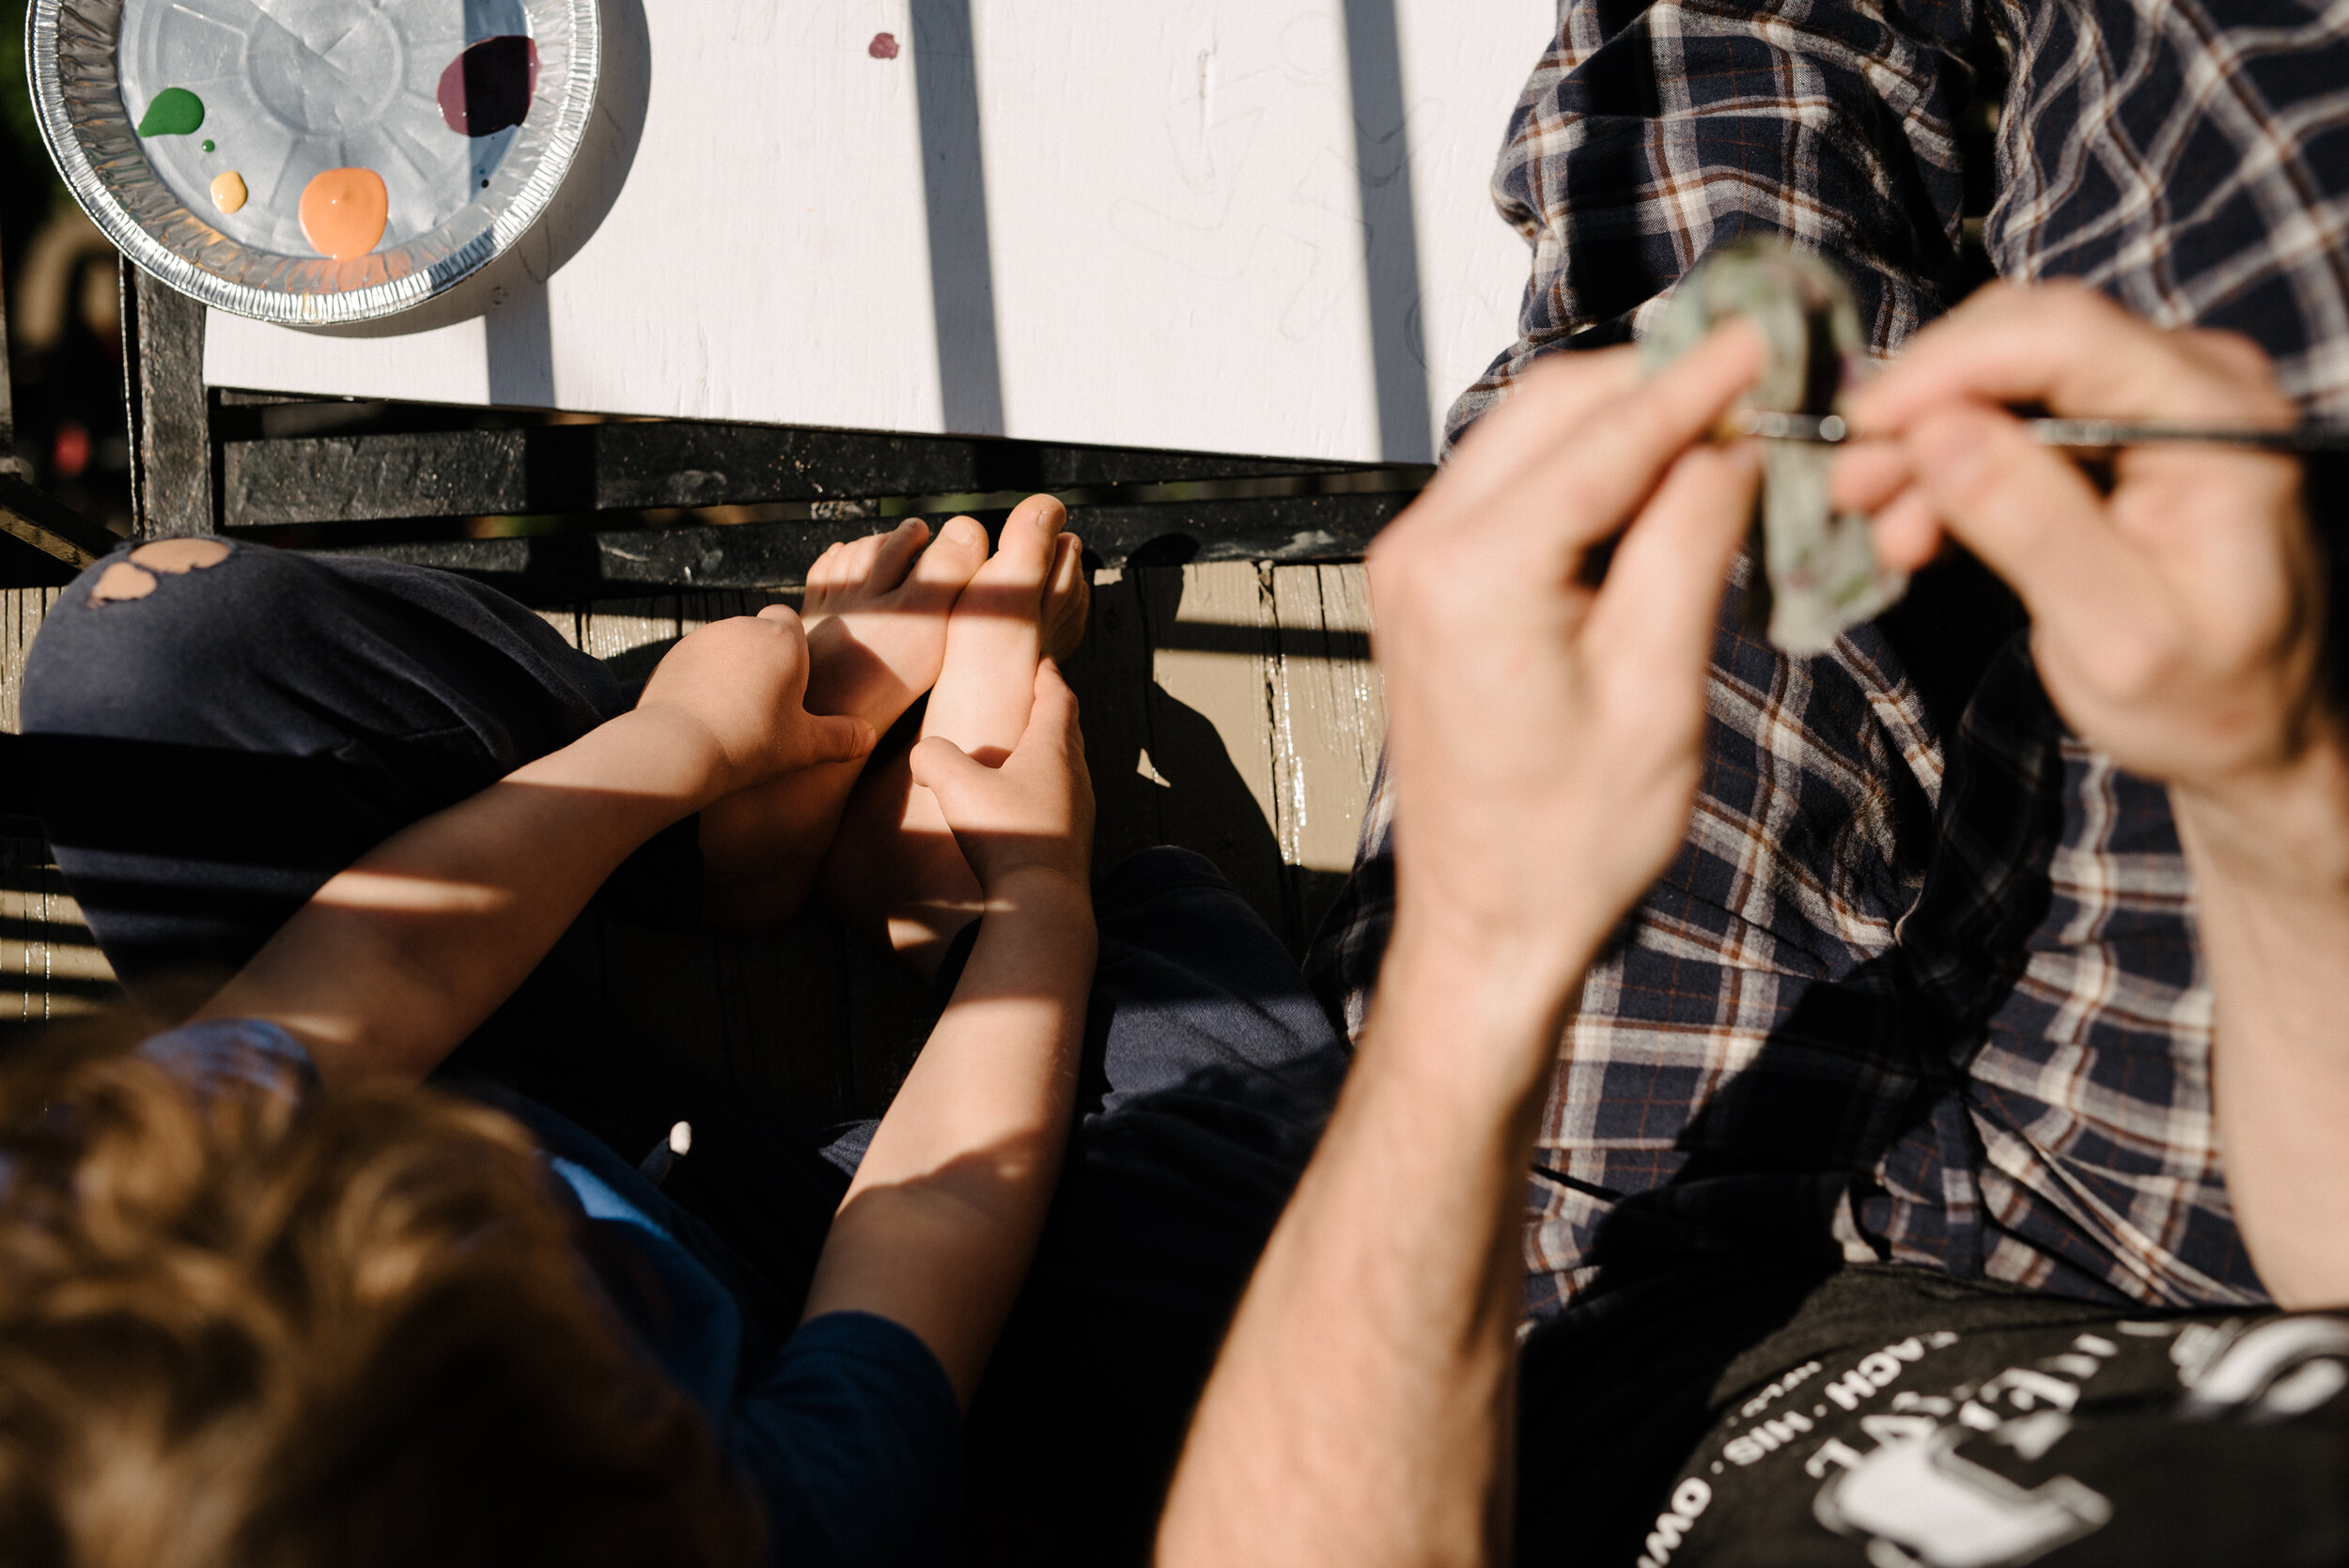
[801,661,1097,1406]
[193,609,873,1086]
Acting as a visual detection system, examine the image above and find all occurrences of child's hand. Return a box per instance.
[908,660,1095,893]
[637,607,877,801]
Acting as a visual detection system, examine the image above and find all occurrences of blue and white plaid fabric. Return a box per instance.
[1312,0,2349,1318]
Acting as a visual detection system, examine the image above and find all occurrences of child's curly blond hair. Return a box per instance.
[0,1017,762,1568]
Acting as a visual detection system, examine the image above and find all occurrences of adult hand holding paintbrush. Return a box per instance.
[1827,277,2320,790]
[1841,278,2349,1306]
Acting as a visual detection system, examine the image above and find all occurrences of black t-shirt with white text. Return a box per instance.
[1515,1264,2348,1566]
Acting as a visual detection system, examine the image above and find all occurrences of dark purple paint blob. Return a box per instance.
[868,31,899,58]
[437,36,539,136]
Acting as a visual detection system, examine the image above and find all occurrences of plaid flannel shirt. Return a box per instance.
[1445,0,2349,444]
[1312,0,2349,1316]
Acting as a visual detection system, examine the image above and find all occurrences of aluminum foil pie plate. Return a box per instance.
[28,0,599,323]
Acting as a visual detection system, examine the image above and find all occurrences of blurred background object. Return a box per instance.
[4,0,132,540]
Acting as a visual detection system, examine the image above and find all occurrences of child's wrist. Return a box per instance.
[982,862,1095,921]
[604,705,739,808]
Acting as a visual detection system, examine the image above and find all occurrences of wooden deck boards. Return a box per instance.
[2,587,115,1027]
[0,567,1387,1118]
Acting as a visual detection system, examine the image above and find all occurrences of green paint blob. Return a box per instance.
[201,139,215,153]
[136,87,205,138]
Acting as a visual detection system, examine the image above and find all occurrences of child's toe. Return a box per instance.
[1043,535,1090,660]
[866,517,929,589]
[988,495,1066,582]
[910,514,991,596]
[807,539,846,593]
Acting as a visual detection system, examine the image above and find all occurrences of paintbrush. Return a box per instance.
[1732,410,2349,452]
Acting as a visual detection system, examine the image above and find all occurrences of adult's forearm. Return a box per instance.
[1159,924,1583,1568]
[803,871,1097,1404]
[2171,741,2349,1307]
[196,707,721,1084]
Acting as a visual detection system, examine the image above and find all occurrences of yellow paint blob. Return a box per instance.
[210,169,248,214]
[298,167,389,259]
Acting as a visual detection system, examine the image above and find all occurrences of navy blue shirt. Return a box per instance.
[135,1020,962,1568]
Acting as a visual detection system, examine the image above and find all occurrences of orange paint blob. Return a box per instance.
[298,167,389,258]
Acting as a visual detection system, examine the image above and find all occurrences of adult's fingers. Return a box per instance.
[1582,440,1760,692]
[1868,485,1947,574]
[2179,326,2279,387]
[1525,323,1767,552]
[1898,403,2162,627]
[1370,348,1648,598]
[1385,323,1767,615]
[1432,345,1648,515]
[1421,323,1758,528]
[1816,436,1950,571]
[1851,282,2294,432]
[1827,439,1912,515]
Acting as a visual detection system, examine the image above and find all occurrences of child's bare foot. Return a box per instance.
[925,496,1087,760]
[801,514,992,728]
[697,516,988,930]
[821,496,1089,976]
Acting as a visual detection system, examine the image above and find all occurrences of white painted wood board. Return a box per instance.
[201,0,1552,462]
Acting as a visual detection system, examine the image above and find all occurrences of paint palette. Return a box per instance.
[29,0,598,324]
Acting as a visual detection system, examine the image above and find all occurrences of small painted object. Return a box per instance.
[134,85,203,137]
[209,169,246,214]
[299,167,390,259]
[1642,239,1906,654]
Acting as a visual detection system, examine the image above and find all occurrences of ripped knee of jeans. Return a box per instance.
[86,537,232,606]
